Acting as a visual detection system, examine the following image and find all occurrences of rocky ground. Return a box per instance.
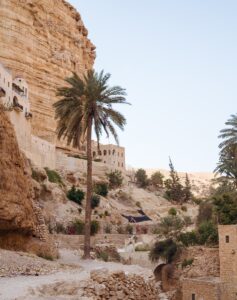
[0,249,173,300]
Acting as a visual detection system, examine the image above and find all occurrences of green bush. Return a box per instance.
[91,194,100,209]
[67,186,85,205]
[44,168,64,185]
[182,258,194,269]
[168,207,177,216]
[178,231,198,247]
[135,169,149,188]
[183,216,193,226]
[91,220,100,235]
[149,239,178,263]
[197,221,218,245]
[94,182,108,197]
[213,192,237,225]
[73,219,85,235]
[97,251,109,262]
[156,216,184,237]
[106,170,123,189]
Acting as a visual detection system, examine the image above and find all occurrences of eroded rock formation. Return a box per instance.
[0,107,58,258]
[0,0,95,142]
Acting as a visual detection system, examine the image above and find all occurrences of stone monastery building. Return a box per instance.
[0,62,126,172]
[183,225,237,300]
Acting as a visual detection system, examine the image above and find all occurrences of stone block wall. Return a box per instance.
[182,277,221,300]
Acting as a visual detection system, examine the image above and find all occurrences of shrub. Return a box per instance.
[91,220,100,235]
[91,194,100,209]
[125,224,133,234]
[44,168,64,185]
[135,169,149,188]
[157,216,184,237]
[213,192,237,225]
[150,171,164,188]
[182,258,194,269]
[94,182,108,197]
[67,186,85,205]
[181,205,187,212]
[55,222,66,234]
[97,251,109,262]
[106,170,123,189]
[178,231,198,247]
[183,216,193,226]
[168,208,177,216]
[197,221,218,245]
[73,219,85,235]
[149,239,178,263]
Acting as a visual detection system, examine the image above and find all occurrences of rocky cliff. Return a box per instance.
[0,106,37,233]
[0,0,95,142]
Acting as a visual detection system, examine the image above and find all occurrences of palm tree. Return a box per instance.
[218,114,237,151]
[54,70,129,258]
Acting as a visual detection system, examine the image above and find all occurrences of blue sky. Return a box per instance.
[69,0,237,172]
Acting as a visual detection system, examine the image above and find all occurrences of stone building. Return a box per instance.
[92,141,126,172]
[182,225,237,300]
[0,62,126,172]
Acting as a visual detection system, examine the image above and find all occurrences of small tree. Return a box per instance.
[149,239,178,263]
[106,170,123,189]
[94,182,108,197]
[135,168,148,188]
[91,194,100,209]
[183,173,193,202]
[164,158,184,203]
[150,171,164,188]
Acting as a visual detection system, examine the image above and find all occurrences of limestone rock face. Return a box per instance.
[0,107,37,233]
[0,0,95,142]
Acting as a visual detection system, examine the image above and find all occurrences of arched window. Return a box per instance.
[93,151,96,157]
[98,150,102,156]
[104,150,107,156]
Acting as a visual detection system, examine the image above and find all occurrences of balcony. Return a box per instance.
[25,112,33,119]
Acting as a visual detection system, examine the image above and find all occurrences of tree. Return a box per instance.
[150,171,164,188]
[183,173,193,202]
[216,114,237,186]
[149,239,178,263]
[164,158,184,203]
[54,70,129,258]
[135,168,148,188]
[106,170,123,189]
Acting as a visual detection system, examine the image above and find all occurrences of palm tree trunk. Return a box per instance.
[83,118,93,259]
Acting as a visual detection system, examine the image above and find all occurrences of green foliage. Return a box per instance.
[106,170,123,189]
[94,182,108,197]
[156,216,184,237]
[149,239,178,263]
[168,207,177,216]
[164,159,185,203]
[97,251,109,262]
[197,201,213,226]
[182,258,194,269]
[67,186,85,205]
[135,169,149,188]
[178,231,198,246]
[183,173,193,202]
[91,194,100,209]
[91,220,100,235]
[197,221,218,245]
[73,219,85,235]
[213,192,237,225]
[44,168,63,185]
[125,224,133,234]
[150,171,164,188]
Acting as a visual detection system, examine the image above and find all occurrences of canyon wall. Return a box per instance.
[0,0,95,143]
